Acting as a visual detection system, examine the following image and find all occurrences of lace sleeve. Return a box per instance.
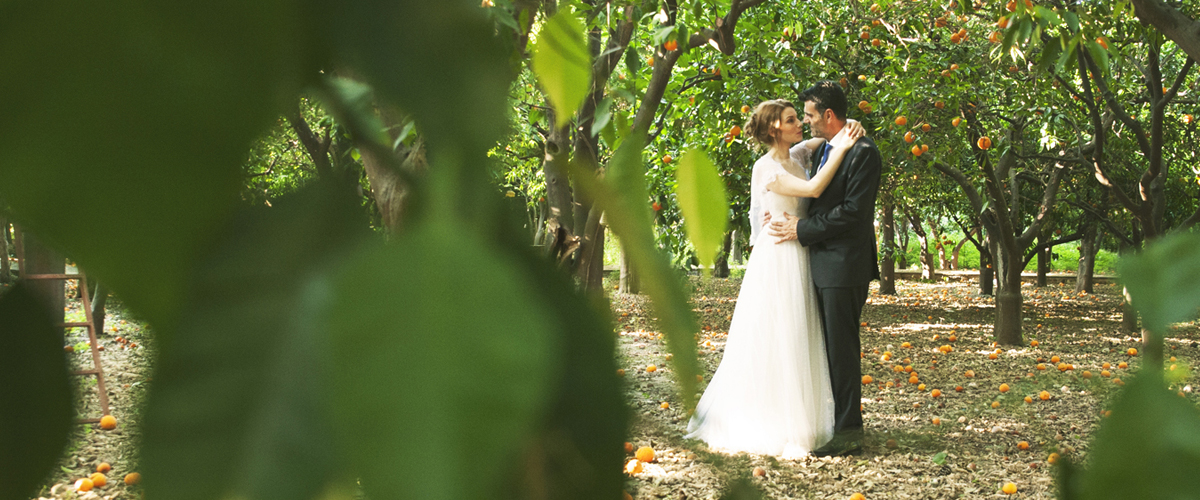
[789,142,813,175]
[748,157,783,244]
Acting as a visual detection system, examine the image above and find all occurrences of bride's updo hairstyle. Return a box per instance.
[745,99,796,149]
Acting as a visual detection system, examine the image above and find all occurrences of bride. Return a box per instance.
[685,99,863,458]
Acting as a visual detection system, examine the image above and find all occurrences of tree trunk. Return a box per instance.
[951,234,971,270]
[21,231,66,324]
[879,201,897,295]
[712,230,732,278]
[730,230,744,265]
[993,242,1025,346]
[1036,236,1050,288]
[929,220,950,270]
[1122,288,1140,333]
[91,282,108,336]
[896,219,910,269]
[978,237,995,296]
[575,206,606,292]
[907,216,935,280]
[543,117,575,255]
[619,247,639,294]
[0,218,10,284]
[1075,223,1098,294]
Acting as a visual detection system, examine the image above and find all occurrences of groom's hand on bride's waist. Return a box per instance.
[767,213,800,243]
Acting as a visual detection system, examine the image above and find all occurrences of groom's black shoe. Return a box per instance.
[813,431,864,457]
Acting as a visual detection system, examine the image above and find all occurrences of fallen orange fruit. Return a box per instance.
[635,446,655,463]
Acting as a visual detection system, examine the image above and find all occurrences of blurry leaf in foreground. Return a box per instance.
[1076,373,1200,499]
[142,184,364,500]
[329,0,510,155]
[326,221,556,499]
[531,10,592,125]
[0,0,310,328]
[0,283,73,500]
[570,133,701,409]
[675,149,730,272]
[1118,231,1200,334]
[485,201,629,499]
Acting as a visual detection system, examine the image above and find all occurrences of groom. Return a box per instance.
[768,81,881,456]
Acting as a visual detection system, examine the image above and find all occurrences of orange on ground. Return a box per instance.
[948,335,957,342]
[753,466,766,477]
[616,369,625,377]
[1127,348,1138,356]
[1102,362,1111,369]
[999,383,1010,393]
[99,415,117,430]
[862,375,874,384]
[89,473,107,488]
[635,446,655,463]
[989,353,999,360]
[1039,390,1051,400]
[901,342,911,349]
[908,375,920,384]
[955,385,964,392]
[124,472,141,485]
[1048,452,1060,464]
[625,459,643,475]
[1082,370,1092,378]
[991,401,1001,408]
[97,463,112,473]
[1030,340,1039,347]
[1050,355,1060,363]
[931,417,941,425]
[75,479,94,492]
[1036,363,1046,371]
[1018,441,1030,450]
[1023,396,1033,404]
[660,402,670,409]
[1003,482,1018,494]
[964,370,975,378]
[646,364,657,373]
[1101,370,1111,377]
[850,494,866,500]
[625,442,635,453]
[1118,362,1128,369]
[931,389,942,398]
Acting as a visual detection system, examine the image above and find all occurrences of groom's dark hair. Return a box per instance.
[799,81,848,121]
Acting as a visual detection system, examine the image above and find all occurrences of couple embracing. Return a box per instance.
[685,81,882,458]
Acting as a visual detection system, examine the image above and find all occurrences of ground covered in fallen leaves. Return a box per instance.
[31,283,152,500]
[612,276,1199,499]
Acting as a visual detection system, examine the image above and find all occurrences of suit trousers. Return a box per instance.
[815,285,869,434]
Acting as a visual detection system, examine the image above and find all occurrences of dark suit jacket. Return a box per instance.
[796,136,882,288]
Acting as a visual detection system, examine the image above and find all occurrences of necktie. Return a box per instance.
[818,142,834,171]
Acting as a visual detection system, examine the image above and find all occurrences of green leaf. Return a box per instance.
[675,149,730,272]
[531,10,592,126]
[1118,232,1200,334]
[1037,39,1063,73]
[932,451,948,465]
[0,283,73,500]
[1055,38,1078,75]
[1036,6,1061,27]
[1076,374,1200,499]
[0,0,308,328]
[591,97,614,137]
[1062,10,1080,33]
[625,45,642,76]
[569,133,701,409]
[140,184,364,500]
[326,220,556,500]
[1083,39,1111,77]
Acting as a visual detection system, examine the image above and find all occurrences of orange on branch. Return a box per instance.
[904,131,916,143]
[895,116,908,126]
[998,16,1010,29]
[977,136,992,150]
[921,123,931,132]
[664,40,678,52]
[911,145,923,156]
[741,105,751,113]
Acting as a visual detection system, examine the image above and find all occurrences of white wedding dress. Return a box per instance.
[685,143,835,458]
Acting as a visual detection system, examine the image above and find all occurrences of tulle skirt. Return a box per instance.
[685,232,835,458]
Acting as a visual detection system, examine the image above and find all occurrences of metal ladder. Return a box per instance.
[13,227,111,424]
